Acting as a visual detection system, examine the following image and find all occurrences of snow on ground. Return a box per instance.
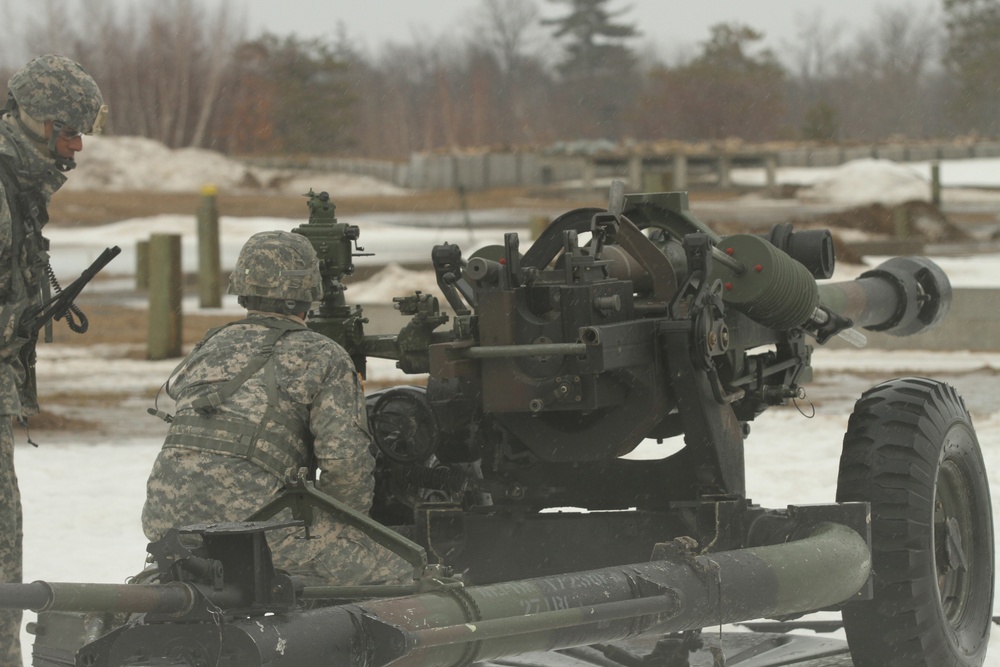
[732,155,1000,206]
[63,135,409,196]
[794,159,931,206]
[45,213,523,279]
[13,137,1000,663]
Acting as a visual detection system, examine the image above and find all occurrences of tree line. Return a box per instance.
[2,0,998,159]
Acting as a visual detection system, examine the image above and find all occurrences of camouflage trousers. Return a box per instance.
[0,418,22,666]
[268,512,413,587]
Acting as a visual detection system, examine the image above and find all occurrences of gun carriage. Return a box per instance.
[4,185,993,667]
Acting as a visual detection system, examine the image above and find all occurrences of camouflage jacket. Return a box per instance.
[0,114,66,416]
[142,313,375,540]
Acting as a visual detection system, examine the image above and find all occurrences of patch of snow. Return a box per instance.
[732,156,1000,205]
[909,157,1000,189]
[346,263,446,303]
[796,159,930,206]
[64,135,409,196]
[44,214,514,280]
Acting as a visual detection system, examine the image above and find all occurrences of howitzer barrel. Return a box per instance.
[77,523,870,667]
[703,234,950,339]
[0,581,198,614]
[362,522,869,666]
[818,256,951,336]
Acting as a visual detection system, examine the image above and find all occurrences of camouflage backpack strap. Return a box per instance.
[0,154,50,413]
[0,155,21,340]
[187,318,305,414]
[149,322,233,421]
[255,336,318,476]
[0,154,17,219]
[164,317,312,478]
[0,154,52,313]
[0,154,51,282]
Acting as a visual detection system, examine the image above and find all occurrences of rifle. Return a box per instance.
[17,245,121,338]
[9,246,120,417]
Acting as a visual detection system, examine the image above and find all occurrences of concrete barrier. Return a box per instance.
[241,140,1000,192]
[972,142,1000,158]
[842,146,875,162]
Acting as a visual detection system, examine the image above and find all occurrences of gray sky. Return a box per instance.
[223,0,942,59]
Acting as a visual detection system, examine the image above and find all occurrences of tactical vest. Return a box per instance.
[162,318,315,479]
[0,153,51,412]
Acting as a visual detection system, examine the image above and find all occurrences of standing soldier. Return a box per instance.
[142,230,405,587]
[0,55,107,662]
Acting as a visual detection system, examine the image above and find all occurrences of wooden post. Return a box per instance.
[197,184,221,308]
[627,155,643,192]
[718,154,732,189]
[764,154,777,190]
[582,158,597,191]
[148,234,183,360]
[643,172,669,192]
[892,206,909,239]
[135,240,149,291]
[672,154,688,190]
[931,162,941,207]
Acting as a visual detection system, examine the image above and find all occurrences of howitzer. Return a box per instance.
[9,187,993,667]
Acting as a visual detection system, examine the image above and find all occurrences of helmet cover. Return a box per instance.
[8,54,107,134]
[228,230,323,301]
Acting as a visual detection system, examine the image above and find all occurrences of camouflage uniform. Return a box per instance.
[143,232,405,586]
[0,55,104,663]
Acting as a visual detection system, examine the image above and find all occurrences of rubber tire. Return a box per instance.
[836,377,994,667]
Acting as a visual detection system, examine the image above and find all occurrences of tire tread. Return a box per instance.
[835,377,991,667]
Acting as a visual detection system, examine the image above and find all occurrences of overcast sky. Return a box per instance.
[219,0,942,60]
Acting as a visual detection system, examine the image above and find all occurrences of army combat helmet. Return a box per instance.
[5,54,107,171]
[229,230,323,315]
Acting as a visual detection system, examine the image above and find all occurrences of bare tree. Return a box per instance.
[784,10,848,140]
[0,0,966,157]
[473,0,543,77]
[832,6,941,139]
[468,0,553,144]
[942,0,1000,134]
[7,0,246,148]
[635,23,786,142]
[787,10,847,86]
[190,3,243,148]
